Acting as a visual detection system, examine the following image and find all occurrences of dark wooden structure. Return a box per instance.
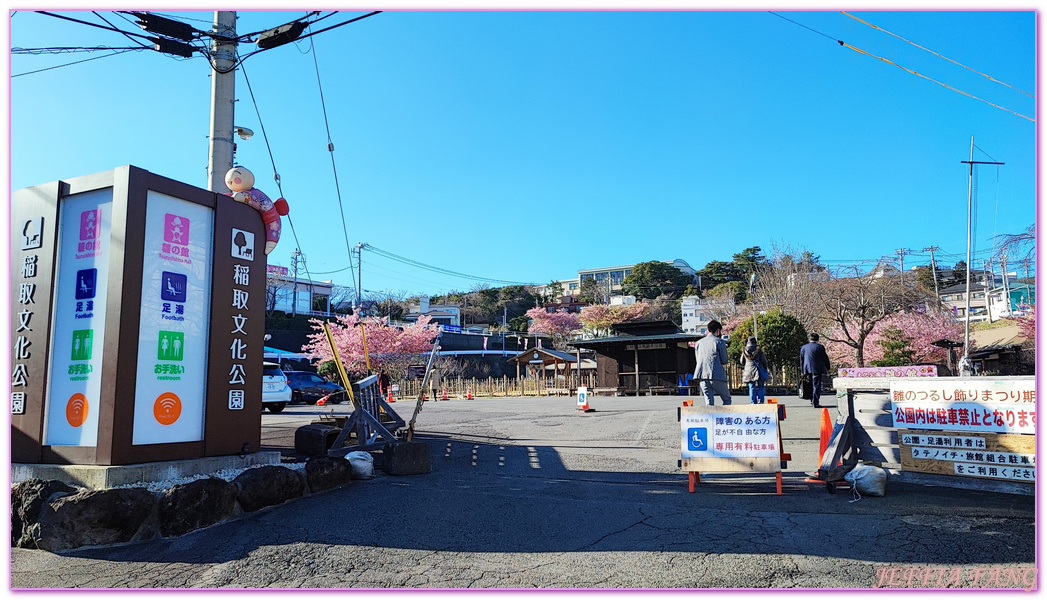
[12,166,267,465]
[568,321,701,396]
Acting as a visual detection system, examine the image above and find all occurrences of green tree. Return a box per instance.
[696,260,742,291]
[578,278,603,304]
[622,261,694,300]
[708,281,746,304]
[732,246,769,276]
[545,280,565,302]
[870,327,917,367]
[508,314,530,333]
[913,265,936,291]
[952,260,968,285]
[727,310,808,381]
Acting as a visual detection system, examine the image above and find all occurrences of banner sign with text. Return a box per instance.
[889,379,1035,435]
[839,365,938,378]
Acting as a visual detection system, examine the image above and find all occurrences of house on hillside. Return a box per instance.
[535,259,698,301]
[939,282,990,324]
[988,282,1035,320]
[403,296,461,327]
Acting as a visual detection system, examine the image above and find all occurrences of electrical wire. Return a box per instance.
[238,59,315,289]
[839,42,1034,122]
[92,11,150,48]
[13,46,146,54]
[12,48,145,77]
[363,244,533,286]
[840,11,1034,98]
[768,11,1034,123]
[295,11,382,42]
[308,24,359,300]
[36,11,159,43]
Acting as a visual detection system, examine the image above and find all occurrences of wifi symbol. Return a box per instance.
[153,392,182,426]
[65,393,89,428]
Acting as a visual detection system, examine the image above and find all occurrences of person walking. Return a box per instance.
[800,332,831,408]
[693,320,731,406]
[740,336,769,404]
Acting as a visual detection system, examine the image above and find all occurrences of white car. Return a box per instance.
[262,362,292,413]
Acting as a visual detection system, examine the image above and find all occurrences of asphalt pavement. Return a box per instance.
[10,392,1037,590]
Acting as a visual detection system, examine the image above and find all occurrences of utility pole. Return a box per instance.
[207,11,237,192]
[895,248,911,287]
[291,248,301,316]
[1001,253,1012,317]
[960,137,1005,371]
[354,243,364,311]
[982,258,994,323]
[922,246,941,306]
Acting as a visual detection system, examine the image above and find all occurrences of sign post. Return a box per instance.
[11,166,267,465]
[679,403,788,494]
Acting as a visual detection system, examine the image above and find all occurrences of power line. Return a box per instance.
[769,10,1034,122]
[363,244,533,286]
[12,48,145,77]
[308,24,359,301]
[768,12,840,43]
[840,11,1034,98]
[93,10,150,49]
[295,11,381,42]
[839,41,1034,122]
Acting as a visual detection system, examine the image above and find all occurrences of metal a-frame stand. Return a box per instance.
[320,322,403,455]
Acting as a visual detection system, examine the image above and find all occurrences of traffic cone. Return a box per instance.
[441,387,448,401]
[467,387,473,400]
[422,392,428,402]
[317,394,327,406]
[387,388,395,403]
[818,408,832,463]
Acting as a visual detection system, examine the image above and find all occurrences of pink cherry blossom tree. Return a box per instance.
[302,314,436,378]
[824,309,963,368]
[525,307,581,349]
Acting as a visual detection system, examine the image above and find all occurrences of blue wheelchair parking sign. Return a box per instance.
[687,427,707,452]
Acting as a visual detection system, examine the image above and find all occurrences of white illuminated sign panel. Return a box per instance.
[44,189,113,446]
[132,191,214,445]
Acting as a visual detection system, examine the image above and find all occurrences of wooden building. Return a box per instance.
[567,321,702,396]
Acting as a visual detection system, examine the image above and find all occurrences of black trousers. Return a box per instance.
[811,373,823,406]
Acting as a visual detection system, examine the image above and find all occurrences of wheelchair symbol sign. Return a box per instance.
[687,427,708,452]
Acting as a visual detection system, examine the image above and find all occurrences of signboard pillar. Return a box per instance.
[11,166,267,466]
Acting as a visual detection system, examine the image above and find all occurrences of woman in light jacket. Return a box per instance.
[740,336,769,404]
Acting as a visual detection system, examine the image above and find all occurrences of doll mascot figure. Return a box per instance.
[225,166,290,255]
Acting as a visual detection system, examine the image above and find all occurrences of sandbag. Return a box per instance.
[845,463,887,497]
[346,451,375,479]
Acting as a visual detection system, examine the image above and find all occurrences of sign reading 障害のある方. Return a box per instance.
[132,191,214,445]
[680,404,781,474]
[44,189,113,447]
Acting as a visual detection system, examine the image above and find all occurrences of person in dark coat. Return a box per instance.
[799,333,831,408]
[741,336,769,404]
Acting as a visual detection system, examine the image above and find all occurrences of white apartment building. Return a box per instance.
[680,295,716,335]
[535,259,697,299]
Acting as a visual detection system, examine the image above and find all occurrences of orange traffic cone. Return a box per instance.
[387,388,395,403]
[818,408,832,463]
[317,395,327,406]
[441,387,448,401]
[422,392,428,402]
[467,387,473,400]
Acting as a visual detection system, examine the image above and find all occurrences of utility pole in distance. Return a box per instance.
[922,246,941,305]
[895,248,911,287]
[207,11,237,192]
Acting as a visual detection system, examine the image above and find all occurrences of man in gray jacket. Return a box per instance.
[693,320,731,406]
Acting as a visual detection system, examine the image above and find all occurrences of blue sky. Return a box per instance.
[9,9,1037,298]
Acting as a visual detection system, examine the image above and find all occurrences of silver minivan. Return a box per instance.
[262,362,292,413]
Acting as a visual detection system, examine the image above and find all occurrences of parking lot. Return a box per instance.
[12,393,1037,589]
